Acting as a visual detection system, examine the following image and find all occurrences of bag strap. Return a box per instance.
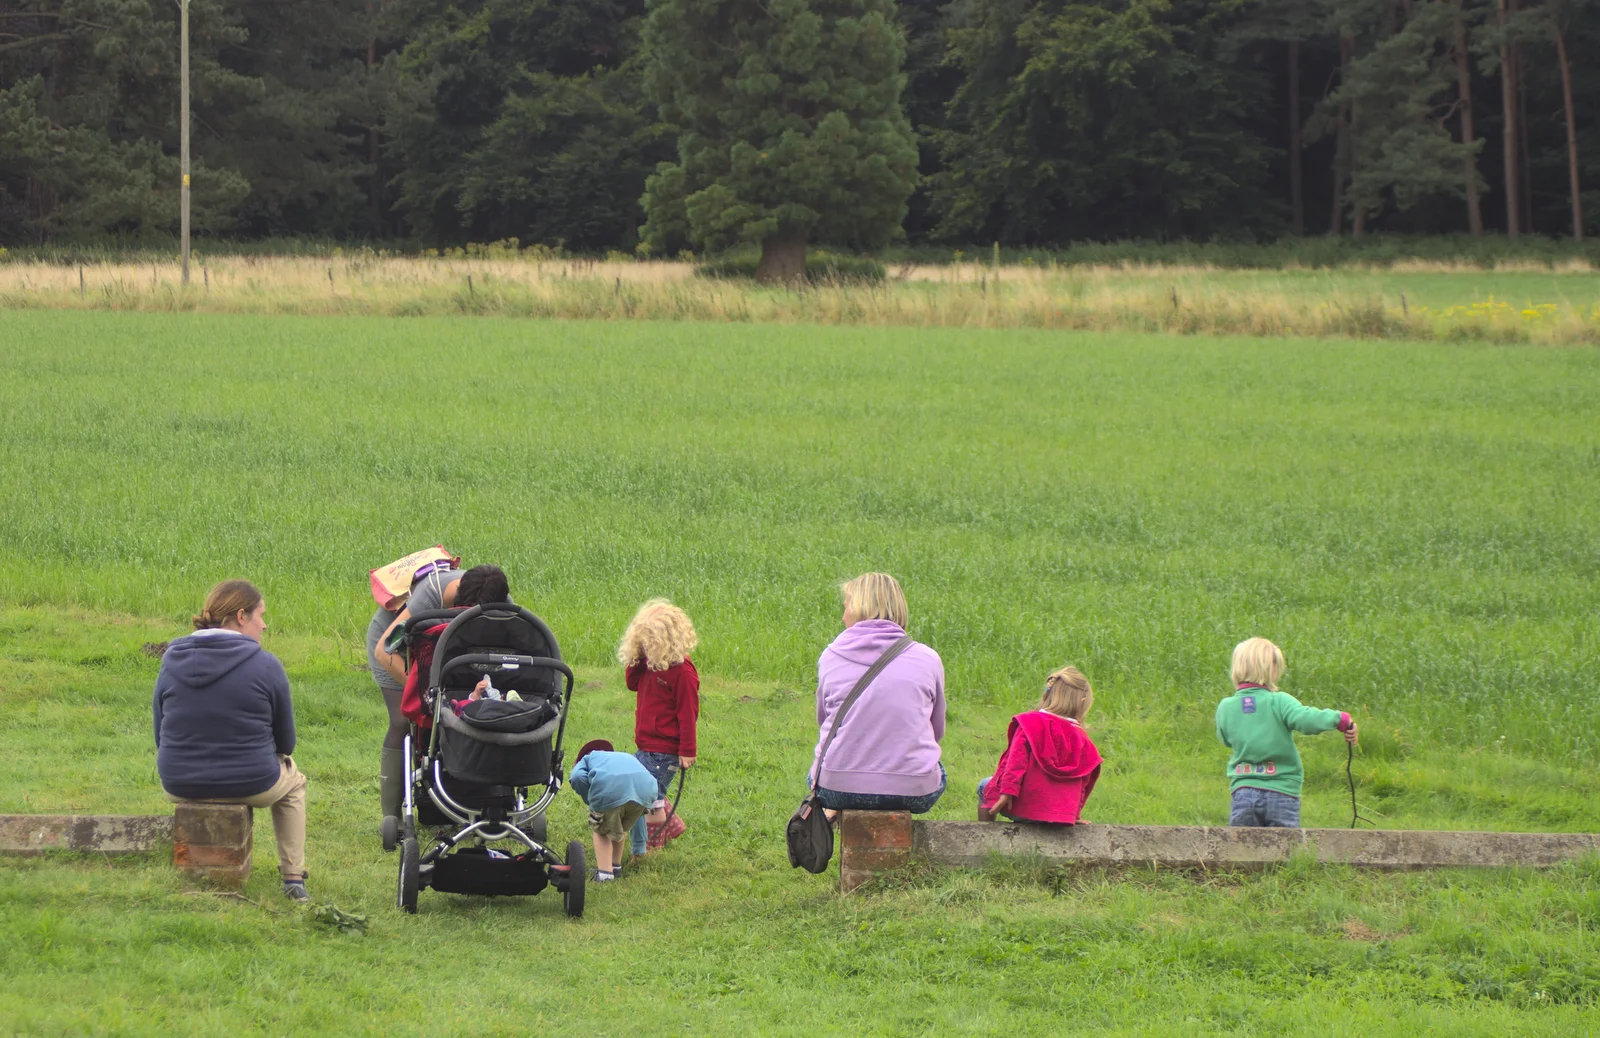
[811,634,915,793]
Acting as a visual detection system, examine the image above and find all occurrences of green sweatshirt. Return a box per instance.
[1214,687,1349,797]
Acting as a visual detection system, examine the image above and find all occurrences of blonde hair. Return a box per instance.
[1231,637,1286,690]
[617,598,699,671]
[193,580,263,631]
[840,572,908,629]
[1040,666,1093,721]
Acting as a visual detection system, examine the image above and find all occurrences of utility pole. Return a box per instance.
[180,0,191,285]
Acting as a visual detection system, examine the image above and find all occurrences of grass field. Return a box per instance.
[3,254,1600,343]
[2,311,1599,1034]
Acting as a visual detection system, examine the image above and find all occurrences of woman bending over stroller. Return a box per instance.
[372,563,511,840]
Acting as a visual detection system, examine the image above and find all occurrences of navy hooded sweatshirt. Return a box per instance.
[153,630,295,799]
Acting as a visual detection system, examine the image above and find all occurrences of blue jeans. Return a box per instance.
[635,751,679,801]
[1230,786,1301,828]
[975,777,1016,820]
[815,764,946,814]
[631,751,681,855]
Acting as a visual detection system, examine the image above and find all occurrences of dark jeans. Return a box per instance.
[635,750,679,802]
[815,764,947,814]
[1230,786,1301,828]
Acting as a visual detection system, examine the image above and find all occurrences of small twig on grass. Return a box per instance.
[179,889,286,914]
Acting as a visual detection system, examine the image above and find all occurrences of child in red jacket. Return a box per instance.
[619,598,700,851]
[978,665,1102,824]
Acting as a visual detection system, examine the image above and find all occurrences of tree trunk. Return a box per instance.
[1499,0,1521,237]
[368,32,383,237]
[1516,37,1533,232]
[1554,24,1583,240]
[1289,40,1304,236]
[1453,1,1484,235]
[756,233,807,282]
[1330,34,1353,235]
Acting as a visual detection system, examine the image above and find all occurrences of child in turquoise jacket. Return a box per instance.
[1215,638,1358,828]
[568,739,659,881]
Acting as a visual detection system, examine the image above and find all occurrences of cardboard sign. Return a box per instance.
[369,546,459,610]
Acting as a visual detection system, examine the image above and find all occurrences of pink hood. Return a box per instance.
[1012,711,1100,779]
[982,711,1101,824]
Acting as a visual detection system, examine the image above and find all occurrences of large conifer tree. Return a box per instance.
[639,0,919,279]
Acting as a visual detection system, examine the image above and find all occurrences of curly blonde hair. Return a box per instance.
[617,598,698,671]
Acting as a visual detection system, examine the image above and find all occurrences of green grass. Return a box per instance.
[2,311,1598,1034]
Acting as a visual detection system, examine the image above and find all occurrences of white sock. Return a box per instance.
[595,870,615,882]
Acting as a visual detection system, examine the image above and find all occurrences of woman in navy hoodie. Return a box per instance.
[154,580,309,902]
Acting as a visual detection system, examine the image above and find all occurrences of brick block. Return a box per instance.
[838,811,913,893]
[839,866,874,894]
[840,845,912,871]
[172,803,252,888]
[173,842,253,869]
[173,803,253,846]
[839,811,912,849]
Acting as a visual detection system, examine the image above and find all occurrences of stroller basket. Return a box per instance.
[437,697,559,786]
[430,848,549,897]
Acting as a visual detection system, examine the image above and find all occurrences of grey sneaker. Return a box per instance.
[283,879,311,903]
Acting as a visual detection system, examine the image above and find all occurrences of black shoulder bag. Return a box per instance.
[786,635,915,873]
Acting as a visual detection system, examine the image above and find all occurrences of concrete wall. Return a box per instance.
[832,812,1600,890]
[0,814,173,855]
[913,821,1600,870]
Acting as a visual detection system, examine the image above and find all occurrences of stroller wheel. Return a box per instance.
[397,837,420,914]
[527,812,548,846]
[563,840,585,919]
[380,815,400,853]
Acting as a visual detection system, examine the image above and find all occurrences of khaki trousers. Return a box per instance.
[168,755,308,880]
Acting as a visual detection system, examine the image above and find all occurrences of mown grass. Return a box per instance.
[1,311,1598,1034]
[2,253,1599,342]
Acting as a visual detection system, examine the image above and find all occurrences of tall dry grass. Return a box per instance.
[2,252,1598,343]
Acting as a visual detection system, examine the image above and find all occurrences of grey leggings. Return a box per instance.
[374,667,407,749]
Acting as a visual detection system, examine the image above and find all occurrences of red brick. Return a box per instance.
[840,845,911,871]
[174,842,252,868]
[839,866,873,894]
[838,810,912,850]
[188,864,250,890]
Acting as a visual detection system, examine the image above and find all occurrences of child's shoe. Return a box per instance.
[595,870,616,882]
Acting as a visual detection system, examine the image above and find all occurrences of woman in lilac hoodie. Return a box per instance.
[809,573,946,813]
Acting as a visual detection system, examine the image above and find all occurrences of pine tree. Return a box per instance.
[1312,0,1479,234]
[639,0,919,280]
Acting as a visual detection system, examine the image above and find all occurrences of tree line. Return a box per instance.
[2,0,1595,256]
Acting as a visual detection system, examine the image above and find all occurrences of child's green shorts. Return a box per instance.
[587,802,648,842]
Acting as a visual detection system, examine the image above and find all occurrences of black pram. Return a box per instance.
[395,603,585,916]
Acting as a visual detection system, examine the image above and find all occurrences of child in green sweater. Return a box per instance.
[1215,638,1358,828]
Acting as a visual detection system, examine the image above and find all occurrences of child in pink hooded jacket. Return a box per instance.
[978,666,1101,824]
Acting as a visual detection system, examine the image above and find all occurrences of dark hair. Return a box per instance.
[454,564,510,607]
[194,580,263,630]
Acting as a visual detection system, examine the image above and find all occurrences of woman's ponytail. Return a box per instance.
[193,580,263,630]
